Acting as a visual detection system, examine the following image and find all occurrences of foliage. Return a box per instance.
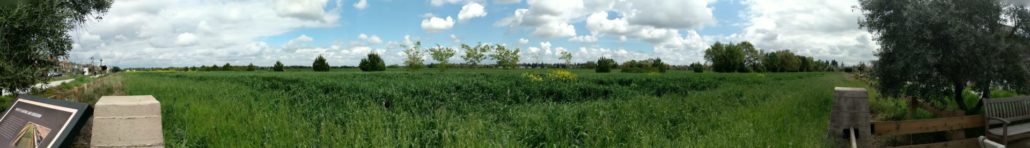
[620,58,669,73]
[404,41,425,71]
[490,44,520,69]
[273,61,285,72]
[704,42,747,72]
[0,0,112,93]
[120,70,844,147]
[595,57,617,73]
[461,43,489,67]
[429,45,456,71]
[246,63,256,71]
[223,63,232,71]
[559,51,573,68]
[860,0,1030,111]
[111,66,122,73]
[312,55,330,72]
[689,63,705,73]
[359,53,386,72]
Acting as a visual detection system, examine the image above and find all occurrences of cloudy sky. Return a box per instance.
[68,0,877,67]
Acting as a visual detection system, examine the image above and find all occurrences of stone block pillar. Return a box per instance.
[91,95,164,147]
[827,87,872,148]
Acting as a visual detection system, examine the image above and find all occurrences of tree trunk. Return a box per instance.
[954,82,968,112]
[968,86,991,114]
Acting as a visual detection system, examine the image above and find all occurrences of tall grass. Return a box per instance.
[120,70,855,147]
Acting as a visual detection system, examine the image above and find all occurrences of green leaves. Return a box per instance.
[359,53,386,72]
[312,55,330,72]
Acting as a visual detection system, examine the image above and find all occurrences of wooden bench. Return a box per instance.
[984,96,1030,145]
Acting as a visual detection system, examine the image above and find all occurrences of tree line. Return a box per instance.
[701,41,844,73]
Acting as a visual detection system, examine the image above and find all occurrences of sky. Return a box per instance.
[67,0,878,68]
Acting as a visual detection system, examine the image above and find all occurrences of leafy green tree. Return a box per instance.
[312,55,330,72]
[404,41,425,71]
[741,42,764,72]
[860,0,1030,111]
[223,63,232,71]
[490,44,520,69]
[246,63,256,71]
[704,42,747,73]
[273,61,285,72]
[429,45,456,71]
[559,51,573,68]
[689,63,705,73]
[111,66,122,73]
[595,57,617,73]
[0,0,112,93]
[461,43,489,68]
[359,53,386,72]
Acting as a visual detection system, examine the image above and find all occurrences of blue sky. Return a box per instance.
[68,0,876,67]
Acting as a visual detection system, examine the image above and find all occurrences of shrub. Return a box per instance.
[404,41,425,71]
[246,63,256,71]
[223,63,232,71]
[111,66,122,73]
[359,53,386,72]
[546,70,577,82]
[595,57,617,73]
[689,63,704,73]
[621,58,668,73]
[273,61,285,72]
[313,55,330,72]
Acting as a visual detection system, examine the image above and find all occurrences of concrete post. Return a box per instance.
[91,95,164,147]
[827,87,872,148]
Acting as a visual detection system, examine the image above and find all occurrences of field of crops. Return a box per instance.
[119,69,867,147]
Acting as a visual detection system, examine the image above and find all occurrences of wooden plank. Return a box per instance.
[887,138,978,148]
[872,115,985,136]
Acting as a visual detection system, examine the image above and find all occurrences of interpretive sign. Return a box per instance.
[0,95,90,148]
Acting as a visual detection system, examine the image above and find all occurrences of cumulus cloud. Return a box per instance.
[430,0,464,6]
[497,0,586,38]
[569,34,598,43]
[733,0,877,64]
[68,0,341,67]
[285,34,315,48]
[421,15,455,32]
[450,34,461,43]
[495,0,520,4]
[458,2,487,21]
[518,38,529,45]
[353,0,368,10]
[358,33,382,44]
[175,32,197,45]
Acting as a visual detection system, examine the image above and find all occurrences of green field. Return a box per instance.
[120,69,866,147]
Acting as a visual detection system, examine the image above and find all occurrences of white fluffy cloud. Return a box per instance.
[498,0,586,38]
[353,0,368,10]
[357,33,382,44]
[421,15,455,32]
[495,0,520,4]
[458,2,487,21]
[69,0,341,67]
[733,0,877,64]
[518,38,529,45]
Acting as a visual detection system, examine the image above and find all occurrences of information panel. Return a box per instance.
[0,95,89,148]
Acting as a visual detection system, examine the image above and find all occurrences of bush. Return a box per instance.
[359,53,386,72]
[313,55,330,72]
[620,58,669,73]
[689,63,704,73]
[273,61,285,72]
[246,63,256,71]
[111,66,122,73]
[595,57,617,73]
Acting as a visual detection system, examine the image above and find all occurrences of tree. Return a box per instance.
[1,0,112,93]
[429,45,456,71]
[741,42,764,72]
[359,53,386,72]
[704,42,747,73]
[273,61,285,72]
[404,41,425,71]
[111,66,122,73]
[689,63,705,73]
[461,43,489,68]
[312,55,330,72]
[223,63,232,71]
[211,64,219,71]
[595,57,617,73]
[246,63,256,71]
[559,51,573,68]
[860,0,1030,112]
[490,44,520,69]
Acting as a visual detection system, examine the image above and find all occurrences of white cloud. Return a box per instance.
[458,2,487,21]
[358,33,382,44]
[495,0,520,4]
[734,0,877,64]
[285,34,315,48]
[421,15,455,33]
[518,38,529,45]
[450,34,461,43]
[569,34,598,43]
[69,0,341,67]
[621,0,716,29]
[175,32,198,45]
[532,22,576,38]
[275,0,340,22]
[430,0,464,6]
[497,0,586,38]
[353,0,368,10]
